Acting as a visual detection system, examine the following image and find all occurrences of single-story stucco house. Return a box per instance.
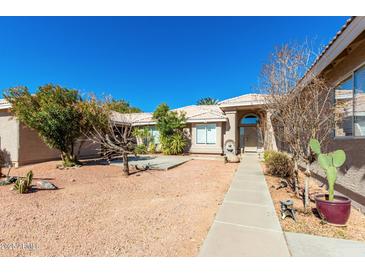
[0,16,364,208]
[111,94,275,155]
[114,16,365,209]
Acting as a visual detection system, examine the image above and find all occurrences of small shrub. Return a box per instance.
[161,133,186,155]
[13,170,33,194]
[135,144,147,155]
[148,143,156,154]
[266,151,293,178]
[263,150,275,162]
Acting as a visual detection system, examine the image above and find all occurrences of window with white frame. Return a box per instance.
[335,65,365,137]
[196,124,216,144]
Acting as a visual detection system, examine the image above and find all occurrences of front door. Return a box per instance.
[239,126,257,152]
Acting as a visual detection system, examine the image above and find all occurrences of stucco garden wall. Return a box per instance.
[18,124,101,166]
[0,110,19,166]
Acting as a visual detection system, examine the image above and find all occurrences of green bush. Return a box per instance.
[161,133,186,155]
[134,144,147,155]
[153,103,187,155]
[148,143,156,154]
[263,150,275,162]
[266,151,293,178]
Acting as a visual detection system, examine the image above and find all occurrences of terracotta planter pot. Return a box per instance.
[315,194,351,226]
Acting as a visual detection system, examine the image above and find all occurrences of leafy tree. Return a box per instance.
[196,97,219,105]
[152,103,186,155]
[105,98,141,113]
[4,85,84,167]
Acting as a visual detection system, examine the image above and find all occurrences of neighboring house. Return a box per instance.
[112,95,276,155]
[0,99,100,167]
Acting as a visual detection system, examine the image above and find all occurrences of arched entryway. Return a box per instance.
[239,113,259,152]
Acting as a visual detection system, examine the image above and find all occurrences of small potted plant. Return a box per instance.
[309,139,351,225]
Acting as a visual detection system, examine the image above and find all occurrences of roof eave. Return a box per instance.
[186,118,227,123]
[219,101,265,108]
[303,16,365,85]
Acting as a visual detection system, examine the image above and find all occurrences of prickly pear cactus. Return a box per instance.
[309,139,346,201]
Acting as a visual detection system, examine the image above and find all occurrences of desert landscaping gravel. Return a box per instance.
[261,163,365,242]
[0,159,237,256]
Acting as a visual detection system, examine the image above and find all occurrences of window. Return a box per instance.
[335,77,353,137]
[196,124,216,144]
[335,65,365,137]
[354,66,365,136]
[240,114,259,125]
[149,126,160,144]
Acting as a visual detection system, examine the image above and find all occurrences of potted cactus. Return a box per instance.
[309,139,351,225]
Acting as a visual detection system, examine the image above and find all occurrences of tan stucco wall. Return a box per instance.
[223,111,237,153]
[18,124,101,166]
[75,139,101,158]
[0,110,19,166]
[18,123,62,166]
[189,122,223,154]
[314,31,365,208]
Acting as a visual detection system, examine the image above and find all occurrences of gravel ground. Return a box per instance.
[0,159,237,257]
[261,163,365,242]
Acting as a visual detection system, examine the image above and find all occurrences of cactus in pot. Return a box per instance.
[309,139,346,201]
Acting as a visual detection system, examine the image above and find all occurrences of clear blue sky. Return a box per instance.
[0,16,347,112]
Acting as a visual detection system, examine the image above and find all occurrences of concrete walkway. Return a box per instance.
[199,153,290,256]
[286,232,365,256]
[111,155,191,171]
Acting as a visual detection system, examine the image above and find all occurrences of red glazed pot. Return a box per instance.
[315,194,351,226]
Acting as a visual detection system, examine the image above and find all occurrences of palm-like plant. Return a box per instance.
[196,97,219,105]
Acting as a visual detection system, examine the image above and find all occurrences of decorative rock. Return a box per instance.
[226,154,240,163]
[0,176,18,186]
[37,180,57,190]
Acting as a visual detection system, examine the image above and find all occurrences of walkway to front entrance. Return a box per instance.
[199,153,365,256]
[199,153,290,256]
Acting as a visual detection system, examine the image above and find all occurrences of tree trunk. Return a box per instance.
[122,152,129,176]
[303,161,311,211]
[293,160,299,197]
[61,151,78,167]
